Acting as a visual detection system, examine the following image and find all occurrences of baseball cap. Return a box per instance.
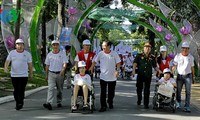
[78,61,86,67]
[82,39,91,45]
[15,39,24,44]
[160,45,167,52]
[181,42,189,48]
[144,42,152,47]
[51,40,60,45]
[163,68,171,74]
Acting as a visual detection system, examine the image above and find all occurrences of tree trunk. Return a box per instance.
[41,8,46,67]
[14,0,21,41]
[57,0,65,39]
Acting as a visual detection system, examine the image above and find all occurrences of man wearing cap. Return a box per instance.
[43,40,68,110]
[74,39,95,78]
[156,45,173,78]
[4,39,33,110]
[132,42,161,109]
[172,41,195,112]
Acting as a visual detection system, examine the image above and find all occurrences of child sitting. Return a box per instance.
[72,61,92,110]
[158,68,176,87]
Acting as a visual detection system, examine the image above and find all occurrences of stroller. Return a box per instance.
[70,78,95,113]
[152,82,176,113]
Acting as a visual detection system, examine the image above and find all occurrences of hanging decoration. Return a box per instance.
[5,35,15,49]
[180,25,191,35]
[68,6,78,15]
[168,52,175,59]
[156,25,162,32]
[165,34,172,41]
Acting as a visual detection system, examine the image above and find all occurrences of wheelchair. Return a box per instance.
[124,65,133,80]
[70,80,95,113]
[152,83,176,113]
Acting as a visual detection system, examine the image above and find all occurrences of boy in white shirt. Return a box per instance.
[72,61,92,110]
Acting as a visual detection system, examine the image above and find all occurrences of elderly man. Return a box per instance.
[4,39,33,110]
[132,42,161,109]
[92,41,121,112]
[43,40,68,110]
[172,41,195,112]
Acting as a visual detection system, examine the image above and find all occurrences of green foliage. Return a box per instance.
[0,68,47,90]
[44,0,58,22]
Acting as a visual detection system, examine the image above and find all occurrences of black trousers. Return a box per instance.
[136,76,151,107]
[100,80,116,108]
[11,77,28,106]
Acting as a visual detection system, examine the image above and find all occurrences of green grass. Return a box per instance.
[0,67,47,91]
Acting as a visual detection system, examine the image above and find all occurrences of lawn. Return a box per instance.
[0,67,47,97]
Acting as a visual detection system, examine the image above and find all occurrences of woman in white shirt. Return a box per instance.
[72,61,92,110]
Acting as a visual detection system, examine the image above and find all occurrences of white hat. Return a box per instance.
[163,68,171,74]
[51,40,60,45]
[160,45,167,52]
[15,39,24,44]
[83,39,91,45]
[78,61,86,67]
[182,42,189,48]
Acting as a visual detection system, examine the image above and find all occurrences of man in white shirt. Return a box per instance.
[4,39,33,110]
[43,40,68,110]
[173,41,195,112]
[92,41,121,112]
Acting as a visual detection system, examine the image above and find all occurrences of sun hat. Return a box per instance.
[15,39,24,44]
[78,61,86,67]
[51,40,60,45]
[82,39,91,45]
[163,68,171,74]
[160,45,167,52]
[181,42,189,48]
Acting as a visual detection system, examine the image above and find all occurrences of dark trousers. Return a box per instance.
[11,77,28,106]
[100,80,116,108]
[136,76,151,107]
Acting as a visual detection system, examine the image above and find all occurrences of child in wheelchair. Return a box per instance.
[71,61,92,111]
[153,68,177,112]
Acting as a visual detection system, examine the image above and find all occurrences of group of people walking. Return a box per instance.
[4,38,196,113]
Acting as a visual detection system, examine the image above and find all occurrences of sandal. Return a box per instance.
[83,104,88,108]
[71,105,77,110]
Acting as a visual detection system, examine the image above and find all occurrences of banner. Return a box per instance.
[59,27,72,50]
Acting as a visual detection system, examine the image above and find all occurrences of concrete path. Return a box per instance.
[0,78,200,120]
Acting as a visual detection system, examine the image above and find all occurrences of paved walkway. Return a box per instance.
[191,83,200,111]
[0,78,199,120]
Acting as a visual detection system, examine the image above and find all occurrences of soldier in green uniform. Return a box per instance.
[132,42,161,109]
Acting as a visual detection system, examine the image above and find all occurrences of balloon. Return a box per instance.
[68,7,78,15]
[180,26,191,35]
[156,25,162,32]
[168,52,175,59]
[165,34,172,41]
[6,35,15,48]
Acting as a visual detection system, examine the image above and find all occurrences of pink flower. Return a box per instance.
[68,7,78,15]
[156,25,162,32]
[165,34,172,41]
[180,26,191,35]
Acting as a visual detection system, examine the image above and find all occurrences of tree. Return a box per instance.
[14,0,21,40]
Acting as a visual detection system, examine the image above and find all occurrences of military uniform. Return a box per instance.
[134,52,157,108]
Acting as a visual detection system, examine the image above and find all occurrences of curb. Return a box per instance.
[0,86,48,105]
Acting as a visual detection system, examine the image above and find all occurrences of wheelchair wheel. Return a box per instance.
[152,94,158,109]
[88,92,95,113]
